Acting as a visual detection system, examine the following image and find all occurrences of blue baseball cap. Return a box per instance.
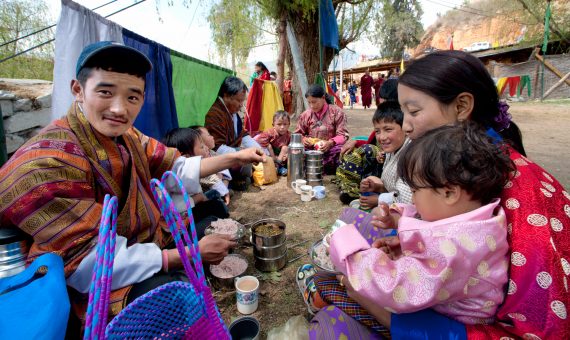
[75,41,152,77]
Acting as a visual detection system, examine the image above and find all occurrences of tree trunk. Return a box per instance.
[275,16,287,94]
[288,12,336,110]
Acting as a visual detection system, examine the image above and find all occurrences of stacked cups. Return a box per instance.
[305,150,323,187]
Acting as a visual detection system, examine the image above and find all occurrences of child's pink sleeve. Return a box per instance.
[329,224,371,266]
[329,223,478,314]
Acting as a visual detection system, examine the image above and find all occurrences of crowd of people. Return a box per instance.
[0,41,567,340]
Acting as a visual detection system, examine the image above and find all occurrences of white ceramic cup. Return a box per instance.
[291,179,307,194]
[300,185,315,202]
[235,276,260,314]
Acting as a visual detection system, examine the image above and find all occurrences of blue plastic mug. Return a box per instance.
[313,186,326,200]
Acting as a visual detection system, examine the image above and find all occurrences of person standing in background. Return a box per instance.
[360,70,374,109]
[373,73,385,107]
[250,61,270,86]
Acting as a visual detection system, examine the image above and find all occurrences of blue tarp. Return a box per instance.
[319,0,339,50]
[123,29,179,139]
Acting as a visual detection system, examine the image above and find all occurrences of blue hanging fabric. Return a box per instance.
[122,29,179,139]
[319,0,339,50]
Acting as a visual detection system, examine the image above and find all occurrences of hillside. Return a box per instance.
[413,0,570,56]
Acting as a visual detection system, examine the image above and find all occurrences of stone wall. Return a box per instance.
[0,79,53,155]
[491,54,570,100]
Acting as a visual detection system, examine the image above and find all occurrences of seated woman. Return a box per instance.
[309,50,569,340]
[335,79,399,204]
[294,84,349,174]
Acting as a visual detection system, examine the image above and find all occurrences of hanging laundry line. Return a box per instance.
[496,75,532,97]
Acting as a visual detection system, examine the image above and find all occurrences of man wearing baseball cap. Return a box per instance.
[0,41,264,323]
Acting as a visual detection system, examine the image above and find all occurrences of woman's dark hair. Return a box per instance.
[399,50,526,156]
[305,84,326,98]
[398,122,515,205]
[255,61,268,72]
[162,128,202,156]
[379,78,398,102]
[273,110,290,124]
[217,76,248,97]
[373,101,403,126]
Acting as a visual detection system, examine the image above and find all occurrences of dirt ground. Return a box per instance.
[214,99,570,336]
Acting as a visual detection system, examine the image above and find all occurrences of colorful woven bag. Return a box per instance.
[99,171,229,339]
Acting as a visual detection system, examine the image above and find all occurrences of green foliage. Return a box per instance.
[370,0,423,60]
[207,0,264,70]
[0,0,54,80]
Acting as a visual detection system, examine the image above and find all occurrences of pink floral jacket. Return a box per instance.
[329,199,509,325]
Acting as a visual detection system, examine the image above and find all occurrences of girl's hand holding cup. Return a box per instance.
[371,203,396,229]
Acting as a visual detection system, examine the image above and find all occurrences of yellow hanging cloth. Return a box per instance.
[260,81,284,132]
[496,77,508,95]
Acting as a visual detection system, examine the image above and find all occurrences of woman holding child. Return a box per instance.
[295,84,349,174]
[308,50,569,339]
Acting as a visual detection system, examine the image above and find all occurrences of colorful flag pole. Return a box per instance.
[541,0,552,100]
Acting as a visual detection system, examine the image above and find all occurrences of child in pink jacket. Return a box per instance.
[329,122,515,326]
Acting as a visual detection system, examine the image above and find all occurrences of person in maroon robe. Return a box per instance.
[373,73,385,107]
[360,70,374,109]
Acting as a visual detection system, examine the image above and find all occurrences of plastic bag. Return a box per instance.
[252,159,277,187]
[0,253,70,340]
[267,315,309,340]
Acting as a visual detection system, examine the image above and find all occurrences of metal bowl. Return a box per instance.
[309,240,339,273]
[209,253,249,290]
[251,219,286,247]
[254,252,287,272]
[253,237,287,258]
[204,219,245,242]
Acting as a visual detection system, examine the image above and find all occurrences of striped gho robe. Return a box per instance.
[0,102,180,319]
